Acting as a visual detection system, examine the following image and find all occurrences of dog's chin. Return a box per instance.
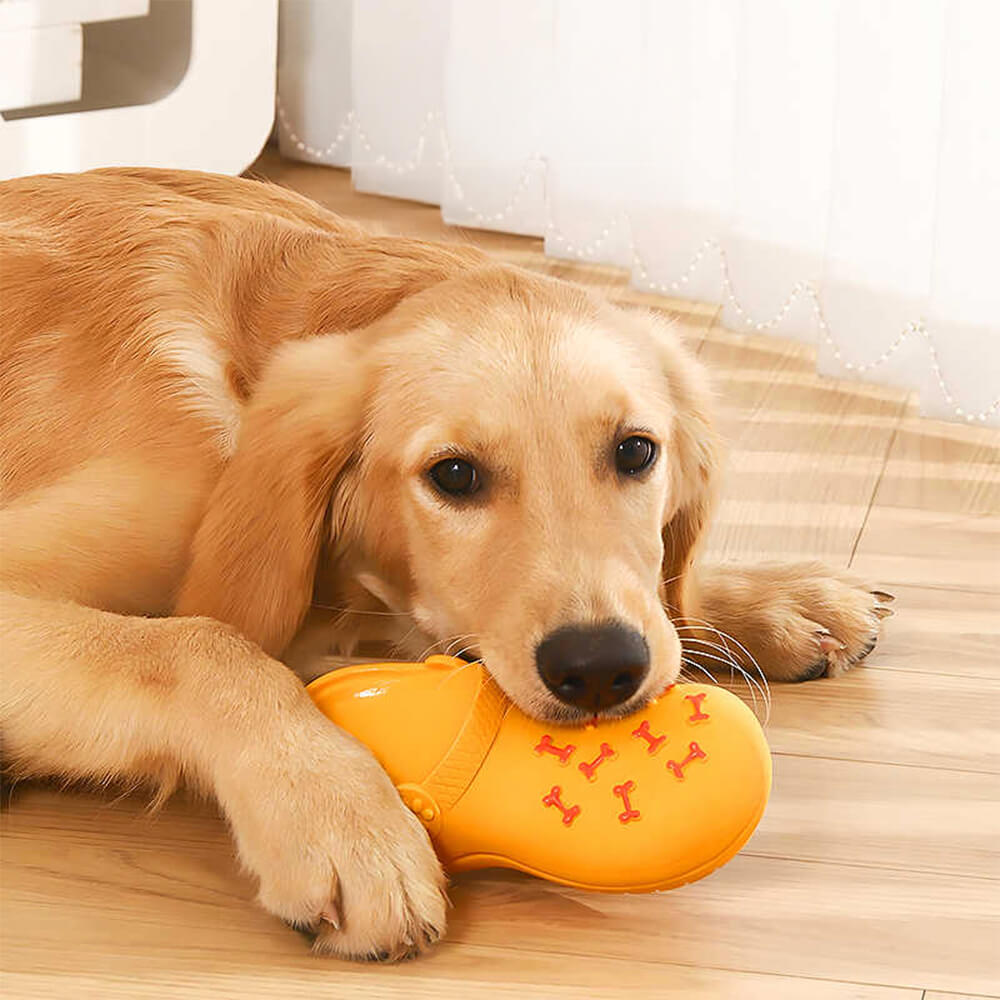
[514,687,656,725]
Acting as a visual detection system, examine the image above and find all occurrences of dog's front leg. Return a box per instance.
[0,590,446,960]
[680,562,893,682]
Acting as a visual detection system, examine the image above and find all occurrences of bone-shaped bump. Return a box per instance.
[631,719,666,754]
[578,742,615,780]
[534,734,576,764]
[542,785,581,826]
[666,741,707,780]
[684,692,710,722]
[613,780,640,824]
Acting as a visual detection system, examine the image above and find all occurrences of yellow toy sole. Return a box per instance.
[307,656,771,893]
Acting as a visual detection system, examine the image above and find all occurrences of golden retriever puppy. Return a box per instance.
[0,168,889,960]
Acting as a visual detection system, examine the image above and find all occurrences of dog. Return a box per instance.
[0,168,890,960]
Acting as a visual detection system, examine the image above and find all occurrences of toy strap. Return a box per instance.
[420,671,509,811]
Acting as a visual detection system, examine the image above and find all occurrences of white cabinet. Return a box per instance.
[0,0,278,178]
[0,0,147,112]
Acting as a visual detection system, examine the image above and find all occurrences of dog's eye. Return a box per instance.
[429,458,480,497]
[615,436,657,476]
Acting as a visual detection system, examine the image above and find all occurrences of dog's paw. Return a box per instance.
[218,717,447,961]
[692,561,894,683]
[780,584,893,682]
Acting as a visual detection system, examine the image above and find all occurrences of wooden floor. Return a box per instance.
[2,149,998,999]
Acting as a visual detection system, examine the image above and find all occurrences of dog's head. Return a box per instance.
[177,264,717,722]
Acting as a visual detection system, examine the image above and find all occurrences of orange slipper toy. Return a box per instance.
[307,656,771,893]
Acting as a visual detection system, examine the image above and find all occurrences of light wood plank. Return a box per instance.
[696,326,905,566]
[851,505,1000,591]
[764,668,1000,772]
[0,788,975,997]
[750,753,1000,879]
[852,413,1000,590]
[861,583,1000,679]
[0,961,924,1000]
[446,858,999,995]
[867,414,1000,516]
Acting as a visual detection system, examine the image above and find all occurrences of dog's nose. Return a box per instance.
[535,623,650,711]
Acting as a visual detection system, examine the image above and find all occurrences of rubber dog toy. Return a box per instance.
[307,656,771,893]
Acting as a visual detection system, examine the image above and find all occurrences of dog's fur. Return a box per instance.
[0,168,887,960]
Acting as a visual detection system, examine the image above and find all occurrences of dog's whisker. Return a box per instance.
[310,603,411,618]
[419,633,460,661]
[679,635,751,673]
[388,623,421,659]
[678,634,740,694]
[680,653,771,726]
[678,631,766,702]
[677,634,745,666]
[417,641,440,662]
[444,633,478,656]
[672,617,770,717]
[673,617,766,683]
[681,646,769,722]
[416,632,478,662]
[682,650,763,716]
[416,639,439,662]
[680,657,724,689]
[727,661,770,723]
[689,647,770,722]
[451,643,482,663]
[678,670,705,687]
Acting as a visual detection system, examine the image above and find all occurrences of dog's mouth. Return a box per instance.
[529,688,655,725]
[485,676,658,724]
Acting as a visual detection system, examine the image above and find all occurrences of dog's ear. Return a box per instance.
[648,318,721,621]
[174,334,368,656]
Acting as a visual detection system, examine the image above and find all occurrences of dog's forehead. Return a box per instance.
[373,313,672,468]
[395,312,656,396]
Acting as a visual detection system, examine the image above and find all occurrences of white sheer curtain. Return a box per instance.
[277,0,1000,426]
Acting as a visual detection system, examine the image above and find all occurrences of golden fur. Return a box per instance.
[0,168,887,960]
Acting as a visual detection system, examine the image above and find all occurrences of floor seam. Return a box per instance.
[848,402,906,568]
[740,850,1000,882]
[769,750,998,776]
